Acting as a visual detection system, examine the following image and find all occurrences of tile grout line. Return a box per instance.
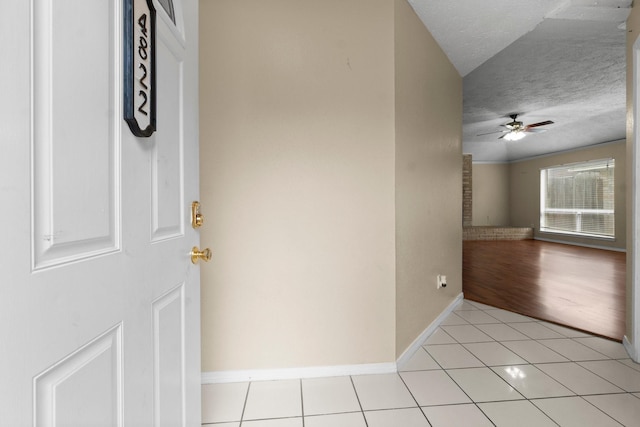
[203,301,638,426]
[446,305,569,425]
[462,303,635,426]
[434,307,625,422]
[564,394,629,426]
[536,335,612,361]
[463,305,563,426]
[395,370,439,427]
[348,375,369,427]
[299,378,305,427]
[238,381,251,424]
[575,358,640,393]
[422,311,506,425]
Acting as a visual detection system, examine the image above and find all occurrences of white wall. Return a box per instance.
[625,4,640,357]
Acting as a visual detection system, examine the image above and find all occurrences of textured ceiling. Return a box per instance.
[408,0,631,162]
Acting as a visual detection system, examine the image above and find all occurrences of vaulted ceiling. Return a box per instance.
[408,0,631,162]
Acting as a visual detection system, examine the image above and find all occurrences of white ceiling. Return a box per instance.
[408,0,631,162]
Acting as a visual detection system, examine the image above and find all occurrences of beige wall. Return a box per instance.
[199,0,462,372]
[509,141,626,250]
[199,0,396,371]
[394,0,462,358]
[472,163,510,226]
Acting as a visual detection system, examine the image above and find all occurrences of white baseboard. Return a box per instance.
[534,237,626,253]
[623,335,638,362]
[395,292,464,370]
[202,292,464,384]
[202,362,397,384]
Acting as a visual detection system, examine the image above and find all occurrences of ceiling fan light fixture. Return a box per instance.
[504,131,526,141]
[478,114,554,140]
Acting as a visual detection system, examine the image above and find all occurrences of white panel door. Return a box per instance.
[0,0,201,425]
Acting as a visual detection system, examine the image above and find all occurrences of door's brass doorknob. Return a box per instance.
[191,246,212,264]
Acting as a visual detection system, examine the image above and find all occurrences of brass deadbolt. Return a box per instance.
[191,201,204,228]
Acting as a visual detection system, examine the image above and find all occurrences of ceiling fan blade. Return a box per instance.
[477,130,507,136]
[480,115,554,139]
[526,120,554,129]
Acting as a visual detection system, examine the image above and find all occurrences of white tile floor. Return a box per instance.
[202,300,640,426]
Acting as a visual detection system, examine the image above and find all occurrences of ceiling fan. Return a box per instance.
[478,114,554,141]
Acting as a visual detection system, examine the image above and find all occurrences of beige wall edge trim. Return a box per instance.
[396,293,464,370]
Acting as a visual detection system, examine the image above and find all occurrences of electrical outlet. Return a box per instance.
[437,274,447,289]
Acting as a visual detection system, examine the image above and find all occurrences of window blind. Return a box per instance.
[540,158,615,238]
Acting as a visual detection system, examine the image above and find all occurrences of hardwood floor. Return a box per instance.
[463,240,626,341]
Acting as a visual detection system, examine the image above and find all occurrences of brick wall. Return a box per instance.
[462,154,472,227]
[463,226,534,241]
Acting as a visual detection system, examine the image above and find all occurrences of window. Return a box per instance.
[540,158,615,238]
[157,0,176,24]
